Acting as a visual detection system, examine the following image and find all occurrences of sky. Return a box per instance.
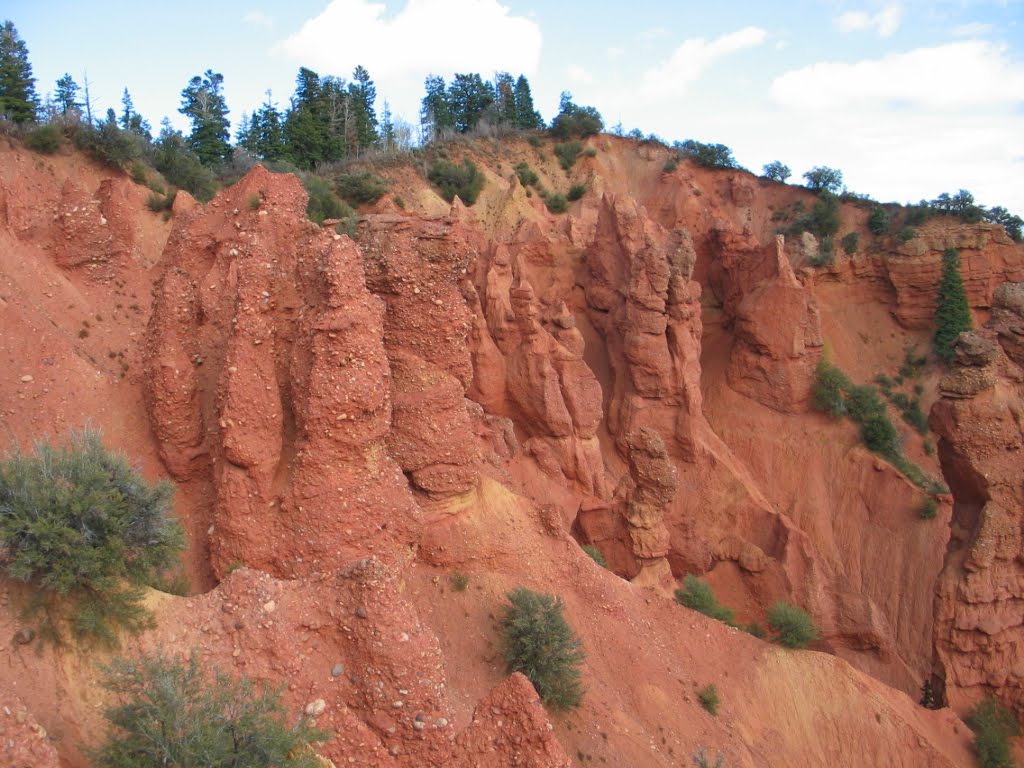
[6,0,1024,213]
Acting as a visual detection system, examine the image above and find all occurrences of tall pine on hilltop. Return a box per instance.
[933,248,972,363]
[0,20,38,123]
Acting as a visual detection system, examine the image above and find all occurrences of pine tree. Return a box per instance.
[380,100,396,153]
[420,74,452,141]
[119,88,150,138]
[348,65,377,151]
[933,248,972,363]
[54,73,80,115]
[494,71,516,127]
[448,73,494,133]
[179,70,231,166]
[513,75,543,130]
[0,20,38,123]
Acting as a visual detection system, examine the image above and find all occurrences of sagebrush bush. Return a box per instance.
[698,684,720,715]
[0,430,184,645]
[767,601,819,648]
[335,170,388,205]
[514,161,538,187]
[567,183,586,202]
[675,575,735,624]
[581,544,607,568]
[554,141,582,172]
[25,124,62,154]
[90,652,325,768]
[501,588,585,710]
[965,696,1018,768]
[841,231,859,255]
[427,158,484,205]
[304,176,354,225]
[545,193,569,214]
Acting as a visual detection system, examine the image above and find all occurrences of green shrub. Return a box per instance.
[898,226,917,243]
[130,161,148,184]
[527,134,543,149]
[567,183,586,202]
[675,575,734,624]
[450,571,469,592]
[743,622,766,639]
[500,588,585,710]
[698,684,719,715]
[581,545,607,568]
[335,170,388,205]
[25,124,62,154]
[554,141,582,171]
[304,176,353,225]
[934,248,972,363]
[583,147,597,158]
[90,652,325,768]
[546,193,569,214]
[868,205,888,234]
[0,430,184,645]
[146,190,177,213]
[663,158,678,173]
[427,158,484,205]
[150,130,217,202]
[811,358,851,418]
[965,696,1018,768]
[841,231,859,255]
[514,161,539,187]
[692,749,726,768]
[767,602,819,648]
[919,498,938,519]
[675,139,739,170]
[905,205,931,226]
[74,123,141,170]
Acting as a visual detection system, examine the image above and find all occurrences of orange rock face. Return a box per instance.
[5,137,1024,767]
[930,331,1024,718]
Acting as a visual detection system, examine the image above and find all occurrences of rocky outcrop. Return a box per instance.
[726,234,823,412]
[619,428,676,586]
[991,281,1024,366]
[930,330,1024,718]
[880,221,1023,329]
[145,167,421,577]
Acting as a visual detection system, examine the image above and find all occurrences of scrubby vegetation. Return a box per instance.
[0,430,184,645]
[965,696,1019,768]
[698,684,720,715]
[766,602,819,649]
[304,176,354,225]
[675,575,735,624]
[449,571,469,592]
[762,161,791,183]
[554,140,581,171]
[427,157,485,205]
[812,356,945,494]
[581,544,607,568]
[545,192,569,214]
[334,169,388,205]
[675,139,740,170]
[24,122,61,153]
[90,652,325,768]
[500,588,585,710]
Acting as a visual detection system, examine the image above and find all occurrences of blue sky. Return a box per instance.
[7,0,1024,213]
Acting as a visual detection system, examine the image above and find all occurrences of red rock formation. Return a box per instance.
[145,167,421,577]
[930,330,1024,718]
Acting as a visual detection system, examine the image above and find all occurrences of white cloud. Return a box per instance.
[953,21,993,36]
[275,0,541,121]
[770,40,1024,111]
[640,26,669,41]
[836,5,902,38]
[640,26,767,99]
[243,10,274,28]
[567,65,593,84]
[607,46,625,59]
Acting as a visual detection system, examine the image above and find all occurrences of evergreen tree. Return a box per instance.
[513,75,543,130]
[179,69,231,166]
[284,68,330,169]
[494,71,517,127]
[420,74,452,141]
[448,72,494,133]
[0,20,38,123]
[380,100,396,153]
[348,65,377,151]
[54,73,80,116]
[242,95,284,163]
[119,88,150,138]
[933,248,972,363]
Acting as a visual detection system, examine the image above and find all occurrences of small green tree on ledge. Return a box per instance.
[933,248,972,363]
